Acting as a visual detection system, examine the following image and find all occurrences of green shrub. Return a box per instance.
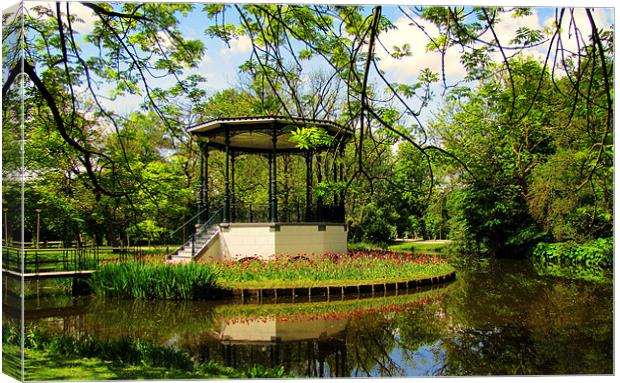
[2,321,21,346]
[88,261,219,300]
[350,203,398,243]
[532,237,613,268]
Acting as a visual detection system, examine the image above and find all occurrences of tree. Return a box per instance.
[4,2,205,199]
[433,51,612,255]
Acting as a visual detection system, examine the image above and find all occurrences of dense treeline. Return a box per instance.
[349,53,613,260]
[4,55,612,260]
[2,4,612,263]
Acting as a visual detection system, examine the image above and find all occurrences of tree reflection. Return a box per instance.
[428,258,613,375]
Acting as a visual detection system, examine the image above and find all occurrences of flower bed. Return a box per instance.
[206,250,455,290]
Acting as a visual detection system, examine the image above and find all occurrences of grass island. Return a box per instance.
[89,250,456,300]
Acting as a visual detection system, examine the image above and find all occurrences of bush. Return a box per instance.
[532,237,613,268]
[349,203,398,244]
[3,320,21,346]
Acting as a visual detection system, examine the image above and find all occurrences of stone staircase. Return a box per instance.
[167,224,219,264]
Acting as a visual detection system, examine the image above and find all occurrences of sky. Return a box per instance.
[16,1,617,125]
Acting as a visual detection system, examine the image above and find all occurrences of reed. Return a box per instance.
[88,261,219,300]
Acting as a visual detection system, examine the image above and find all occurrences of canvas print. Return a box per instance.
[1,1,614,380]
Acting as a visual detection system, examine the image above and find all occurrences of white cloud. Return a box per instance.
[489,10,541,46]
[186,52,235,90]
[25,1,96,34]
[156,31,175,50]
[375,7,613,86]
[478,10,547,67]
[543,8,613,55]
[218,34,252,56]
[67,2,97,34]
[375,15,467,83]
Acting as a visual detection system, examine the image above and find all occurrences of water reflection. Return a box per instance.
[11,258,614,377]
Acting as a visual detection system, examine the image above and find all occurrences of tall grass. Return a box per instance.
[10,321,288,380]
[88,261,219,300]
[8,323,288,378]
[24,328,193,370]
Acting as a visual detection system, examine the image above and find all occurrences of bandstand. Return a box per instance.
[169,116,353,262]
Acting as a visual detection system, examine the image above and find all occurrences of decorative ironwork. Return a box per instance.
[230,203,344,224]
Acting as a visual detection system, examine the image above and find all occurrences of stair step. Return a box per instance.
[167,225,220,262]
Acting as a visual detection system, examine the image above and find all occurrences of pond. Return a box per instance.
[8,256,614,377]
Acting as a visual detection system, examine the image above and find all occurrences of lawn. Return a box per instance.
[2,245,169,273]
[11,345,285,380]
[388,241,452,254]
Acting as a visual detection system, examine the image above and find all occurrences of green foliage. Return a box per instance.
[355,203,398,243]
[448,182,543,256]
[314,180,346,203]
[201,88,255,118]
[532,238,613,269]
[3,321,21,347]
[288,126,335,149]
[88,262,220,300]
[532,261,611,284]
[433,53,612,256]
[242,365,288,378]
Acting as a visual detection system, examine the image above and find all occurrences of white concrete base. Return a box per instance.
[218,223,347,260]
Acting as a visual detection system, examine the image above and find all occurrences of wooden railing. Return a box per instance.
[1,242,149,273]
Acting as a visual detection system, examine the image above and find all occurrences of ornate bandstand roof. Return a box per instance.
[187,116,353,152]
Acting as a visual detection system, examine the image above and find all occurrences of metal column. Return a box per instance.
[198,142,204,223]
[305,152,313,221]
[231,151,236,221]
[270,124,278,222]
[223,129,230,223]
[204,145,209,220]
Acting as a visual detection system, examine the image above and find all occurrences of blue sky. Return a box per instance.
[23,1,615,125]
